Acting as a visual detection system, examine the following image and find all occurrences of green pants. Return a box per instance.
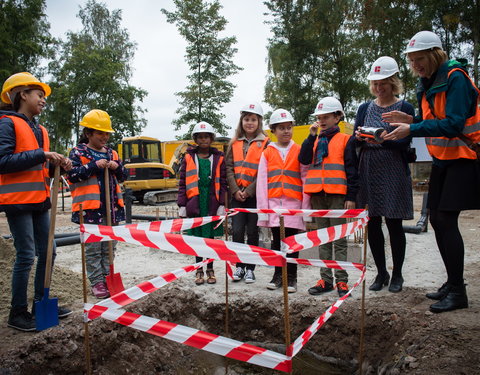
[311,194,348,284]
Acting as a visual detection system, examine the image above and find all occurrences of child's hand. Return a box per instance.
[309,122,319,136]
[95,159,108,169]
[344,200,356,209]
[234,190,246,202]
[61,158,72,171]
[107,161,119,170]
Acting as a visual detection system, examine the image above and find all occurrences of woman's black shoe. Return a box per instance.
[388,276,404,293]
[429,284,468,313]
[369,273,390,291]
[426,282,450,300]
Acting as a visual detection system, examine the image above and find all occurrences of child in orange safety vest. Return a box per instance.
[298,97,359,298]
[256,109,310,293]
[226,102,269,284]
[67,109,128,299]
[177,121,227,286]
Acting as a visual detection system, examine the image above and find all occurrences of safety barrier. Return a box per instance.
[80,209,368,373]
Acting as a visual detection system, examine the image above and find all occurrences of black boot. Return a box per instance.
[426,282,450,300]
[388,275,404,293]
[429,284,468,313]
[369,272,390,291]
[8,307,36,332]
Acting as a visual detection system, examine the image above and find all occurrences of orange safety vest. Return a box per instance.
[184,153,223,202]
[304,133,350,195]
[264,144,302,201]
[232,138,268,188]
[0,115,50,205]
[70,150,124,212]
[423,68,480,160]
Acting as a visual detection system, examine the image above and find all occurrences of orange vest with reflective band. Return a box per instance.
[70,150,124,212]
[0,115,50,205]
[423,68,480,160]
[184,153,223,202]
[232,138,268,188]
[304,133,350,195]
[264,144,302,201]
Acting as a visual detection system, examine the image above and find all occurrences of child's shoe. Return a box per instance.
[233,266,245,281]
[308,279,333,295]
[244,269,256,284]
[195,271,205,285]
[267,274,282,290]
[91,282,110,299]
[287,278,297,293]
[7,308,36,332]
[206,270,216,284]
[336,282,350,298]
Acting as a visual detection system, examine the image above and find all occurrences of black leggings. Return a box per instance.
[271,227,299,277]
[429,209,464,286]
[368,216,406,278]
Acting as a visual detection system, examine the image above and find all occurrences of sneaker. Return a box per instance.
[8,308,36,332]
[233,266,245,282]
[58,306,73,319]
[336,282,350,298]
[91,282,110,299]
[308,279,333,295]
[244,269,256,284]
[267,274,282,290]
[287,278,297,293]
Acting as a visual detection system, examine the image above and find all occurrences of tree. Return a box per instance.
[162,0,242,139]
[0,0,54,85]
[43,0,147,150]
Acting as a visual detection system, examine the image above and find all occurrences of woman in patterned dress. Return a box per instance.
[354,56,415,293]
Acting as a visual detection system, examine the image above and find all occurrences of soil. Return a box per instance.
[0,193,479,374]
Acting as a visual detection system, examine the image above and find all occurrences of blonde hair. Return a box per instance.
[369,74,404,96]
[229,112,266,146]
[408,48,448,78]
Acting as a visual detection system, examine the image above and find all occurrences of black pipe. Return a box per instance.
[2,232,79,240]
[131,214,172,221]
[55,235,81,247]
[125,188,133,224]
[403,192,429,234]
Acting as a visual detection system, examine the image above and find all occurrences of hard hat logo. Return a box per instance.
[374,66,381,72]
[410,39,416,47]
[249,104,255,109]
[281,113,287,118]
[318,104,323,109]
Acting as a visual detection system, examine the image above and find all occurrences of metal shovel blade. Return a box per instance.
[35,288,59,331]
[105,264,125,296]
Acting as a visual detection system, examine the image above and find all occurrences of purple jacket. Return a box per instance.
[177,146,227,217]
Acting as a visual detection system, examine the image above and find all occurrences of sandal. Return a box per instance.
[195,271,205,285]
[206,270,216,284]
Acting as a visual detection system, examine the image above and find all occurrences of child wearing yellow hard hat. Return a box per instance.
[67,109,128,298]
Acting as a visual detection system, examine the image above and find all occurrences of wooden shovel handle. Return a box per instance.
[44,165,60,289]
[104,168,114,264]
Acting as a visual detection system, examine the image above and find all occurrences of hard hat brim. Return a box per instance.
[366,72,396,80]
[312,110,343,116]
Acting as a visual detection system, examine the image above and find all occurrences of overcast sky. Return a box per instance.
[44,0,273,141]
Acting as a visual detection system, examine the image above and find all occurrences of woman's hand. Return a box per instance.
[383,123,411,141]
[45,151,65,166]
[382,110,413,124]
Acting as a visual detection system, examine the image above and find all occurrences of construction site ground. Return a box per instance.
[0,192,479,374]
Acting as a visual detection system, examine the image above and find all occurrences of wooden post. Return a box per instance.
[280,216,291,363]
[79,204,92,375]
[358,211,368,375]
[224,192,230,337]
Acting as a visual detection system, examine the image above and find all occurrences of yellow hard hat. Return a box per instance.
[79,109,114,133]
[1,72,51,104]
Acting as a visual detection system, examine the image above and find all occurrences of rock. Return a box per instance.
[409,362,419,368]
[405,356,417,363]
[424,311,433,316]
[390,313,398,321]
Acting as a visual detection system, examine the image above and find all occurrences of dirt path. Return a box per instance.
[0,193,479,374]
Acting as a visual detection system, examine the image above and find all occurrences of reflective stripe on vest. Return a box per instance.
[264,144,302,200]
[0,115,50,205]
[232,138,268,187]
[304,133,349,195]
[185,153,223,202]
[423,68,480,160]
[70,151,124,211]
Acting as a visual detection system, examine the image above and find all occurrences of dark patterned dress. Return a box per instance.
[357,101,413,219]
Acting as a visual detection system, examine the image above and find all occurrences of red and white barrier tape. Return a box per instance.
[125,215,226,233]
[229,208,368,219]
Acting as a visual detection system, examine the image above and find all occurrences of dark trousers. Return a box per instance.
[195,256,214,270]
[231,196,259,271]
[271,227,299,278]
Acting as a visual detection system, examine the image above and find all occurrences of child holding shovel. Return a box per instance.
[0,72,73,331]
[68,109,128,298]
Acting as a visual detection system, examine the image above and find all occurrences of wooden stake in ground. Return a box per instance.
[358,212,368,375]
[224,192,230,337]
[79,204,92,375]
[280,216,291,368]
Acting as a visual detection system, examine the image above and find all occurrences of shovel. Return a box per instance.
[35,165,60,331]
[104,167,125,295]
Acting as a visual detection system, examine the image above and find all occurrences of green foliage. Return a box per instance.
[43,0,147,149]
[0,0,54,85]
[162,0,242,139]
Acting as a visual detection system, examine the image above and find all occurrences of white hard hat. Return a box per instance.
[192,121,215,136]
[312,97,343,116]
[405,31,443,54]
[367,56,399,80]
[240,102,263,117]
[269,108,294,125]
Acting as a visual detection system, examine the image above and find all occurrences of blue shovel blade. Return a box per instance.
[35,288,59,331]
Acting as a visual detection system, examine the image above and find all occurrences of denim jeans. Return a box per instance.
[7,210,55,310]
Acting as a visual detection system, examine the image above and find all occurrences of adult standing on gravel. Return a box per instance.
[383,31,480,313]
[0,72,73,331]
[354,56,415,293]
